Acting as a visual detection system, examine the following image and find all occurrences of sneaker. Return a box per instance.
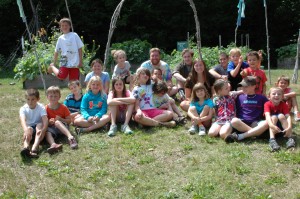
[198,125,206,136]
[295,112,300,121]
[121,124,133,135]
[231,132,239,141]
[108,124,117,137]
[47,143,63,154]
[69,138,78,149]
[188,125,198,135]
[20,147,30,158]
[269,139,280,152]
[161,120,176,127]
[286,137,296,149]
[224,134,235,143]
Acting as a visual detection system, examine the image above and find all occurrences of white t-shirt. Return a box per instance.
[112,61,131,79]
[19,103,47,126]
[132,84,155,110]
[55,32,84,68]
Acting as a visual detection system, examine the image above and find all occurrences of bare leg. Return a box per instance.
[48,64,60,76]
[109,105,118,126]
[170,99,183,117]
[31,123,46,152]
[54,120,74,139]
[180,100,190,112]
[86,115,110,132]
[124,104,134,126]
[278,114,292,137]
[152,110,173,122]
[219,123,232,139]
[23,127,33,149]
[134,114,160,127]
[291,97,299,112]
[208,123,222,137]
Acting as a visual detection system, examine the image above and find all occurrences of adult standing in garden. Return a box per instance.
[172,48,194,101]
[180,59,216,112]
[48,18,84,81]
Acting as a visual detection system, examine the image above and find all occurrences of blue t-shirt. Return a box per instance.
[227,61,249,91]
[190,98,214,114]
[63,93,82,113]
[84,71,110,86]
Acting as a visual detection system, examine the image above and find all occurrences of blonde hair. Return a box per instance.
[111,50,127,61]
[191,82,210,102]
[268,87,284,98]
[68,80,81,88]
[86,76,104,95]
[46,86,61,97]
[229,48,242,56]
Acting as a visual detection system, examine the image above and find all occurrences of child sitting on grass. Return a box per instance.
[19,89,48,158]
[152,80,186,124]
[64,80,82,124]
[45,86,78,154]
[276,75,300,121]
[152,68,178,99]
[188,82,214,135]
[264,87,295,152]
[74,76,110,134]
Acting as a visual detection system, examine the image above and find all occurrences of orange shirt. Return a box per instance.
[46,103,71,119]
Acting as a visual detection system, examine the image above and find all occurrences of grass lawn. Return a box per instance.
[0,69,300,199]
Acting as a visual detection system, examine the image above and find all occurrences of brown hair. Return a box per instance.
[181,48,194,57]
[213,79,228,94]
[152,80,168,94]
[111,76,127,97]
[189,59,212,88]
[91,58,103,68]
[149,48,161,55]
[134,68,151,86]
[46,86,61,97]
[59,18,72,27]
[25,88,39,99]
[246,51,260,60]
[276,75,290,86]
[191,82,210,102]
[68,80,81,88]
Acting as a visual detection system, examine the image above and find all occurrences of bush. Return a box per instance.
[276,44,297,60]
[108,39,152,68]
[14,27,99,82]
[165,41,251,70]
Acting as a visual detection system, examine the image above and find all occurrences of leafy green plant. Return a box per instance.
[14,27,99,82]
[108,39,152,68]
[276,44,297,60]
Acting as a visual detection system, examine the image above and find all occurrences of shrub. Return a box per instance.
[14,27,99,82]
[276,44,297,60]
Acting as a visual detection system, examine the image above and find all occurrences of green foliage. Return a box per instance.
[108,39,152,67]
[13,28,99,82]
[276,44,297,60]
[166,41,251,69]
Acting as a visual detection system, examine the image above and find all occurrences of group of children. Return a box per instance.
[20,17,298,158]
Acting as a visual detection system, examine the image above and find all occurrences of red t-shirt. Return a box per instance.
[264,101,289,115]
[243,68,267,94]
[46,103,71,119]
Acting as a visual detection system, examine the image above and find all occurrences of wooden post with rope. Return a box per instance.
[292,29,300,84]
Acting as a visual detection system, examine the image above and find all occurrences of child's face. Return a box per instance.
[117,55,126,65]
[219,55,229,68]
[218,83,230,96]
[26,96,39,109]
[92,62,103,74]
[114,80,124,92]
[247,55,259,69]
[69,84,81,95]
[277,80,289,90]
[183,52,193,65]
[138,71,149,84]
[152,70,162,80]
[90,81,102,94]
[269,89,283,105]
[242,85,256,95]
[60,22,71,34]
[195,88,205,99]
[194,61,204,74]
[47,92,60,104]
[150,51,160,66]
[230,53,241,65]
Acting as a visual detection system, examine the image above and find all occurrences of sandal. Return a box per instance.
[29,150,39,158]
[175,116,187,125]
[75,127,84,136]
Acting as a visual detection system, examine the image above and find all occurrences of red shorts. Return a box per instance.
[57,67,80,80]
[142,109,164,119]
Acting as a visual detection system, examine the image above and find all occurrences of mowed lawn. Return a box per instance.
[0,69,300,199]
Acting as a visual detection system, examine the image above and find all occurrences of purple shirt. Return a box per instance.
[236,94,268,124]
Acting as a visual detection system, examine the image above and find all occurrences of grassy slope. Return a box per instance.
[0,69,300,199]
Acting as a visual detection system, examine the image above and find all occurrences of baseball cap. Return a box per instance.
[237,76,257,87]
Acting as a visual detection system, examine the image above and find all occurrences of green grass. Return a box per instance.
[1,69,300,198]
